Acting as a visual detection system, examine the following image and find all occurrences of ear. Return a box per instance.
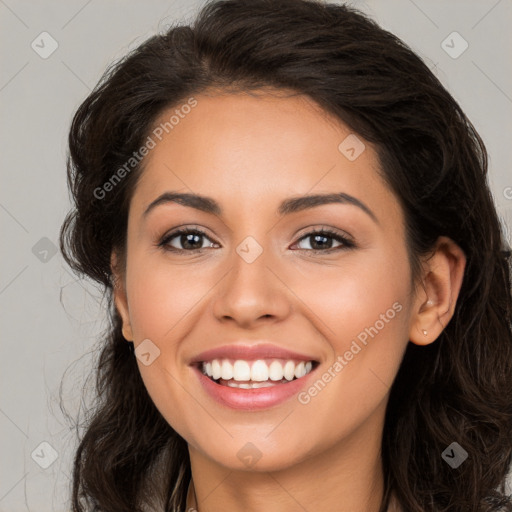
[111,250,134,342]
[409,236,466,346]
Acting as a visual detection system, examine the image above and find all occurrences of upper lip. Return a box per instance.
[189,343,318,365]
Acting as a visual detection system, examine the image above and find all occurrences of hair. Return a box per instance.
[59,0,512,510]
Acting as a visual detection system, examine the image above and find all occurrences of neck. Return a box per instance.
[186,401,388,512]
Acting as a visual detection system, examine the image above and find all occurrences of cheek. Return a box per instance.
[287,280,410,457]
[289,248,412,405]
[288,247,410,347]
[123,251,201,436]
[125,252,212,341]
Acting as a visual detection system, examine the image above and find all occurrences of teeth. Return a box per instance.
[211,360,222,380]
[269,360,284,381]
[251,360,269,381]
[227,380,284,389]
[294,361,305,378]
[221,359,233,380]
[283,360,295,381]
[201,358,315,383]
[233,360,251,380]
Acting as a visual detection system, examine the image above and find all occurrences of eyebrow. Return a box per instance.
[143,191,379,224]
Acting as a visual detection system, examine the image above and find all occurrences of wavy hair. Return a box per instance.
[59,0,512,510]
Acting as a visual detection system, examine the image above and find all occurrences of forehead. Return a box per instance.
[129,90,399,225]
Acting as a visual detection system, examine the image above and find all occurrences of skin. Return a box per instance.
[111,88,466,512]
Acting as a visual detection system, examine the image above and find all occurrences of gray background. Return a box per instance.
[1,0,511,510]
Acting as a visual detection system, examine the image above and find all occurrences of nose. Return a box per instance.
[211,242,292,329]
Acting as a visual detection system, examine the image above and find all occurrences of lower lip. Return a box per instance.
[192,365,317,410]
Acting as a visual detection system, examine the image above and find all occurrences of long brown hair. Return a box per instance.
[59,0,512,510]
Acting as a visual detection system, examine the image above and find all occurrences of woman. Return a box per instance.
[59,0,512,510]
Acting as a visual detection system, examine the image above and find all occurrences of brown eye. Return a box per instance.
[159,228,218,252]
[293,229,355,252]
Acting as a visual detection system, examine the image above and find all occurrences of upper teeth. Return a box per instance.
[202,359,314,381]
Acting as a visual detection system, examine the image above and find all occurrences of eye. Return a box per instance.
[292,228,355,252]
[158,227,218,253]
[157,226,355,254]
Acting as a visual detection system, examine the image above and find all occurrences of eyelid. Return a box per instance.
[294,225,354,244]
[292,227,355,251]
[158,225,356,253]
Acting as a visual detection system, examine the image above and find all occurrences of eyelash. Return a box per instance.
[157,226,356,254]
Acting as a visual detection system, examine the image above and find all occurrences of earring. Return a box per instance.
[422,330,428,336]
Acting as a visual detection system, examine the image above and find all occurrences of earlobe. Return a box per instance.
[409,236,466,346]
[111,250,134,342]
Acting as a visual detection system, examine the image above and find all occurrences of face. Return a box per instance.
[113,89,423,472]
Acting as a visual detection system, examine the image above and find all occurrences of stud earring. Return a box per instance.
[422,330,428,336]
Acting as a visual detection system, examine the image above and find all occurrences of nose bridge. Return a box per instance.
[233,233,269,285]
[212,230,290,324]
[227,232,273,300]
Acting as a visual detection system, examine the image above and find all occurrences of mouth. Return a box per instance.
[189,343,321,409]
[195,358,319,389]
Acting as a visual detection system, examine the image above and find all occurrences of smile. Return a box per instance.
[201,358,315,388]
[192,358,319,410]
[189,343,320,409]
